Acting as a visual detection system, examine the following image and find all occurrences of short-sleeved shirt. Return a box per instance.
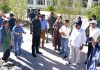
[13,25,24,39]
[89,27,100,42]
[8,18,16,31]
[59,25,71,38]
[40,20,47,30]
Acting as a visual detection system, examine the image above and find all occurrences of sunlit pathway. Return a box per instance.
[0,27,87,70]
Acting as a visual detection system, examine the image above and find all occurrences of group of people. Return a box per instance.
[29,9,85,67]
[0,9,100,70]
[0,13,25,61]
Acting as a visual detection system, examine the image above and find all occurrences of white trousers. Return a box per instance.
[70,46,81,64]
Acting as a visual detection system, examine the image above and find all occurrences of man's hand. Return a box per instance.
[96,67,100,70]
[24,32,26,34]
[61,32,66,36]
[80,45,83,50]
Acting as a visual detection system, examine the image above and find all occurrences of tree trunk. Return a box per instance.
[87,0,93,9]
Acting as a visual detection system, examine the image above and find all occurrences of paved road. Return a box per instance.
[0,27,87,70]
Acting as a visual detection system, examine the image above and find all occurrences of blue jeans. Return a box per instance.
[14,38,22,56]
[61,38,69,56]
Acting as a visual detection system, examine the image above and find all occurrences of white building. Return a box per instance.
[87,0,100,9]
[28,0,53,10]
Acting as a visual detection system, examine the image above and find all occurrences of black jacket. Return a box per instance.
[32,18,41,36]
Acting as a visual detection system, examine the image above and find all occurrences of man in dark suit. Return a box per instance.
[31,13,42,57]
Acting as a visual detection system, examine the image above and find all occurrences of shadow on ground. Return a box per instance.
[9,47,87,70]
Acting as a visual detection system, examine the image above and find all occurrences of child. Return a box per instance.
[86,36,100,70]
[13,19,26,56]
[59,20,71,59]
[1,20,11,62]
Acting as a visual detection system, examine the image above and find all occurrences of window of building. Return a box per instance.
[36,0,45,5]
[47,1,52,5]
[28,0,34,4]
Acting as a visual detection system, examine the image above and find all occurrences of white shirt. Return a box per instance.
[70,28,86,47]
[89,27,100,42]
[59,25,71,38]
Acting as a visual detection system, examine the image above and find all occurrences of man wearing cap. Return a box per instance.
[67,22,86,66]
[86,20,100,64]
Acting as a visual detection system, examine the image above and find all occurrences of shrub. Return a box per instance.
[87,5,100,20]
[0,3,11,13]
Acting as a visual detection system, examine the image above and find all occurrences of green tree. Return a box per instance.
[0,0,11,13]
[53,0,82,22]
[87,5,100,26]
[9,0,27,20]
[87,5,100,20]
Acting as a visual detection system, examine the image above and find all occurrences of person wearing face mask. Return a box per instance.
[86,36,100,70]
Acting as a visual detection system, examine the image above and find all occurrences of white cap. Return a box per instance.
[90,20,97,25]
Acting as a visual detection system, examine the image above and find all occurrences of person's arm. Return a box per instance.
[80,30,86,50]
[52,20,57,29]
[20,27,26,34]
[68,29,74,46]
[12,26,21,35]
[45,21,48,34]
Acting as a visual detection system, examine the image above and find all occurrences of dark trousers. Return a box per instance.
[48,28,54,36]
[87,42,93,59]
[32,35,40,55]
[2,48,11,61]
[55,34,61,50]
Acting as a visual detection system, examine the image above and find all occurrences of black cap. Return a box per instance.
[78,16,81,19]
[74,22,81,26]
[10,13,14,17]
[87,37,93,42]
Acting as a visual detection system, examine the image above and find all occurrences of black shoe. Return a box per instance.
[59,52,63,55]
[84,61,87,64]
[57,49,60,51]
[32,54,37,57]
[36,51,42,54]
[54,47,57,50]
[66,61,71,65]
[63,55,67,59]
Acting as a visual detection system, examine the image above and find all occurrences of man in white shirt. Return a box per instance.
[68,22,86,66]
[86,20,100,64]
[59,20,71,59]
